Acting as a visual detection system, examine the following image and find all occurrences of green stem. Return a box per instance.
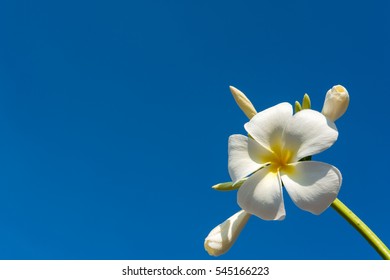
[331,198,390,260]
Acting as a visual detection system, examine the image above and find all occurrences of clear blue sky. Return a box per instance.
[0,0,388,260]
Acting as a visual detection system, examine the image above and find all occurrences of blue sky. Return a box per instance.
[0,0,388,260]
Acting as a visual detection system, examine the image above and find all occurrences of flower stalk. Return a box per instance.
[331,198,390,260]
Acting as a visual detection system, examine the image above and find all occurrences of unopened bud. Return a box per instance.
[302,93,311,109]
[229,86,257,119]
[321,85,350,121]
[204,210,251,256]
[294,101,302,113]
[212,180,244,191]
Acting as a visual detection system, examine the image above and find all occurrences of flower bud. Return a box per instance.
[204,210,251,256]
[229,86,257,119]
[302,93,311,109]
[321,85,350,121]
[294,101,302,113]
[212,179,246,191]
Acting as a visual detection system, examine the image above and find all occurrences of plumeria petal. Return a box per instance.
[244,103,292,153]
[228,134,270,183]
[238,166,286,220]
[282,109,338,160]
[281,161,342,215]
[204,210,251,256]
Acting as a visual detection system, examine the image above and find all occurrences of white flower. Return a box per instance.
[204,210,251,256]
[321,85,350,121]
[229,103,342,220]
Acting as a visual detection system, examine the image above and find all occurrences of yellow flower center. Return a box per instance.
[263,143,295,174]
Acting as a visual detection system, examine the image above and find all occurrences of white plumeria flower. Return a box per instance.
[229,102,342,220]
[204,210,251,256]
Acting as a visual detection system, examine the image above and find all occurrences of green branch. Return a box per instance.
[331,198,390,260]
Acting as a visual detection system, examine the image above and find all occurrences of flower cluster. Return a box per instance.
[205,85,349,256]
